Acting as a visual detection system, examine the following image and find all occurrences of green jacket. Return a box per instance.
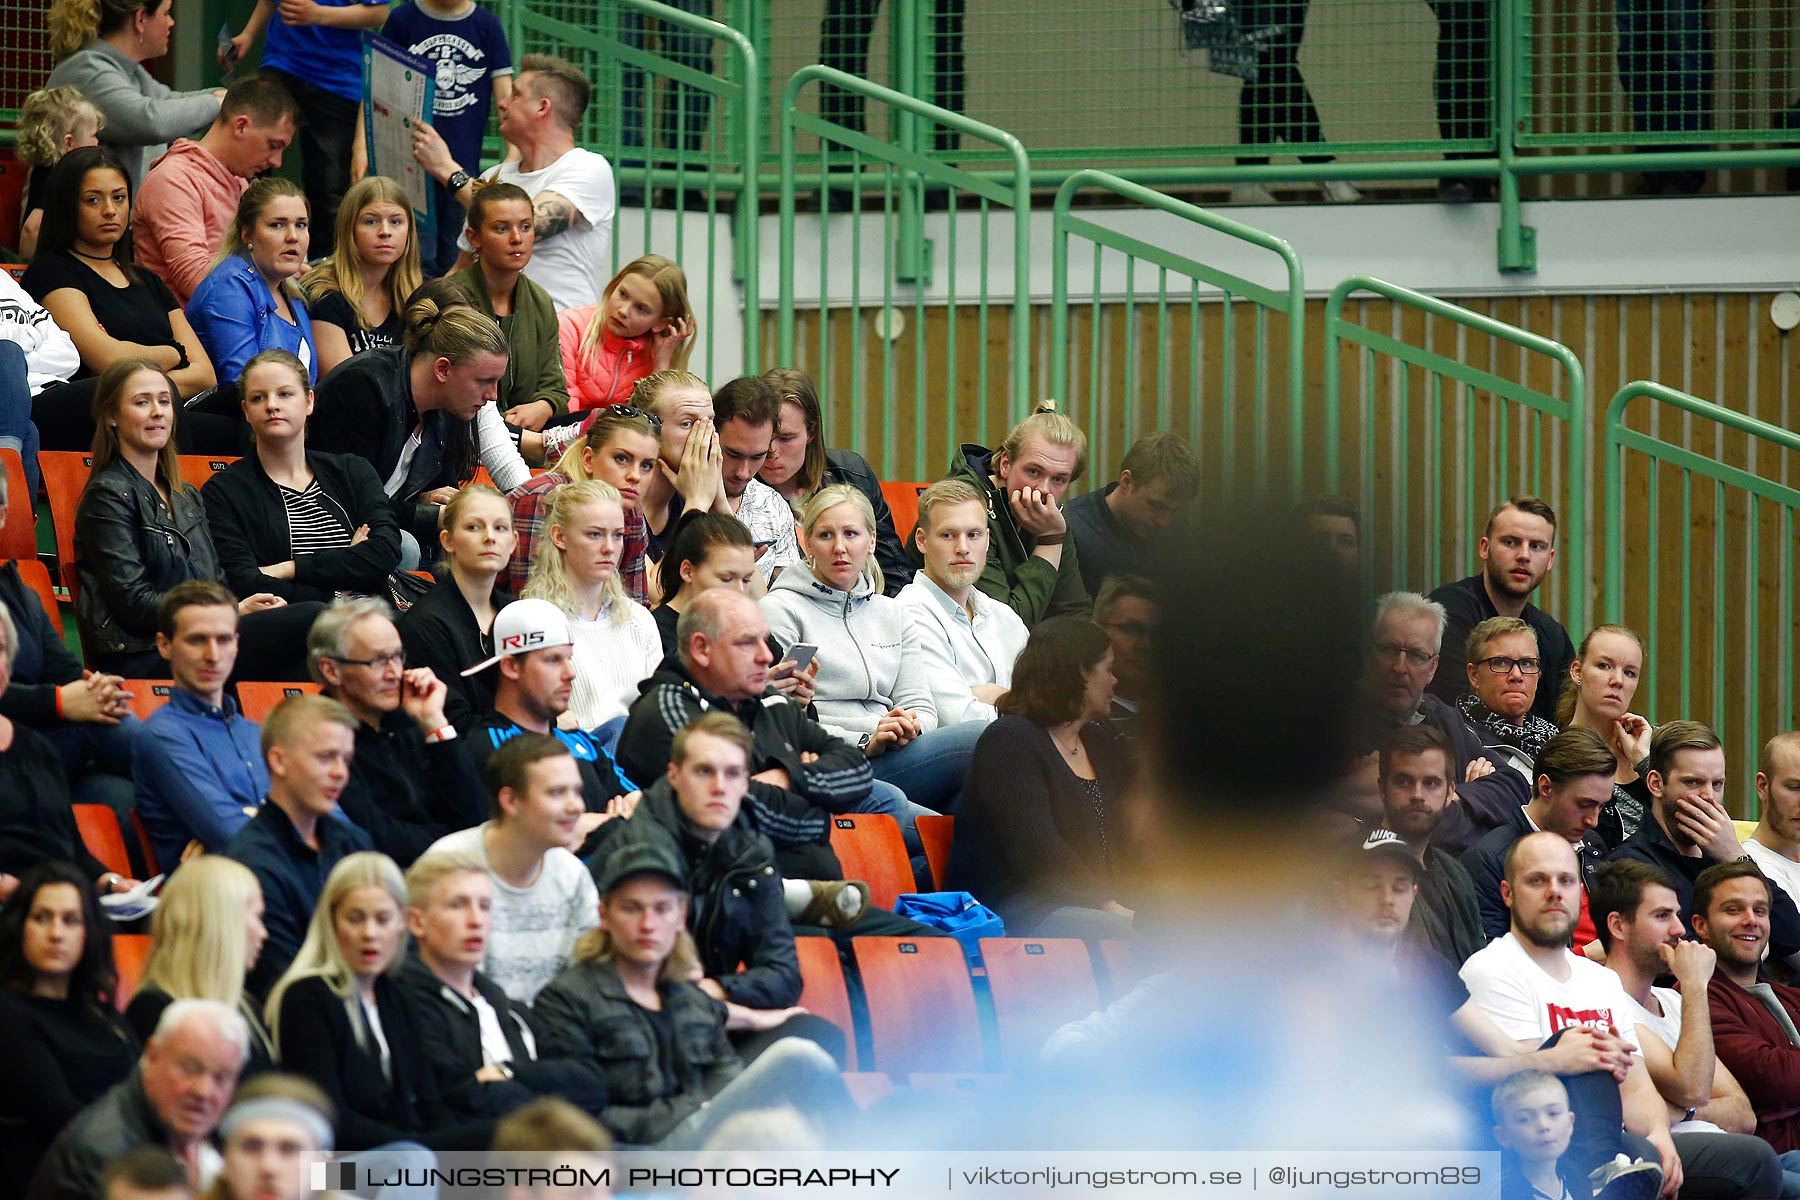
[942,442,1091,627]
[449,265,571,417]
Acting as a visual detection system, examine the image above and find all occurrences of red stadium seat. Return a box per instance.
[1097,938,1143,1000]
[7,558,63,638]
[236,680,321,724]
[37,451,91,595]
[130,810,159,877]
[73,804,133,880]
[0,449,34,560]
[979,938,1102,1066]
[828,813,912,909]
[111,933,151,1011]
[841,1072,894,1109]
[176,454,238,493]
[852,936,983,1074]
[121,680,177,722]
[879,480,927,544]
[916,814,953,890]
[794,936,858,1069]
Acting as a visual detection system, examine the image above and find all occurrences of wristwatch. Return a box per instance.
[447,168,471,192]
[495,1062,514,1081]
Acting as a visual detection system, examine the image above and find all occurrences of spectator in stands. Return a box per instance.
[226,694,373,996]
[1456,616,1562,782]
[1459,832,1679,1192]
[1557,624,1653,848]
[1592,859,1789,1197]
[415,54,616,313]
[1745,731,1800,905]
[1227,0,1361,206]
[310,291,527,542]
[394,851,608,1123]
[450,182,570,431]
[491,1095,612,1165]
[0,861,139,1184]
[617,589,877,882]
[186,178,316,390]
[897,478,1028,726]
[125,855,275,1072]
[398,484,516,731]
[1064,432,1200,596]
[97,1149,192,1200]
[1297,494,1361,574]
[0,605,136,896]
[459,600,641,848]
[763,484,981,826]
[1376,725,1485,967]
[1695,860,1800,1153]
[1610,720,1800,959]
[521,481,661,733]
[219,0,386,260]
[1091,574,1158,740]
[0,264,80,491]
[24,148,216,449]
[699,377,801,584]
[134,75,299,309]
[372,0,514,276]
[532,841,847,1148]
[16,86,104,261]
[937,405,1091,627]
[203,350,411,609]
[650,513,752,647]
[29,998,249,1200]
[625,369,723,557]
[1427,497,1575,726]
[268,851,493,1150]
[303,177,424,376]
[1464,727,1616,950]
[308,598,486,866]
[1347,591,1527,848]
[607,714,849,1061]
[510,406,659,601]
[210,1074,336,1200]
[425,734,600,1003]
[757,366,909,594]
[947,615,1135,940]
[44,0,223,188]
[553,254,694,421]
[132,580,270,869]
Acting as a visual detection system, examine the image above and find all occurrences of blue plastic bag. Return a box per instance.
[893,891,1004,956]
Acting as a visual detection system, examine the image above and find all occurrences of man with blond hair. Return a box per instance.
[1743,731,1800,907]
[1065,431,1200,594]
[897,478,1028,725]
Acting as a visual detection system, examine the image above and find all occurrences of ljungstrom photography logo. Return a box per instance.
[309,1160,356,1192]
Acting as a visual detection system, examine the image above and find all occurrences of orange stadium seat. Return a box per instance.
[916,814,954,890]
[840,1072,895,1109]
[0,449,34,560]
[176,454,238,492]
[73,804,133,880]
[121,680,177,722]
[130,810,159,877]
[853,936,983,1074]
[111,933,151,1011]
[8,558,63,637]
[794,935,858,1069]
[236,680,322,723]
[37,451,91,594]
[828,813,912,909]
[979,938,1102,1066]
[879,480,927,543]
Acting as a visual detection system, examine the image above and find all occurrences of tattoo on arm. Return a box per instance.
[532,193,579,240]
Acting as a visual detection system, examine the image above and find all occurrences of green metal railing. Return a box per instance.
[1323,276,1588,627]
[1604,382,1800,816]
[778,65,1031,482]
[505,0,760,376]
[1049,169,1305,496]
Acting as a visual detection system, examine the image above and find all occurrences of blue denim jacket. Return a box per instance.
[186,252,316,386]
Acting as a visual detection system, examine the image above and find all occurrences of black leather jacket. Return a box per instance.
[73,458,219,657]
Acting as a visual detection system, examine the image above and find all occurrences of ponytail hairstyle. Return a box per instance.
[762,366,827,498]
[1556,623,1645,728]
[584,254,694,370]
[998,401,1088,485]
[400,285,509,487]
[302,176,422,330]
[215,176,309,298]
[799,482,882,595]
[657,510,754,602]
[550,405,658,480]
[523,479,631,625]
[49,0,167,59]
[16,86,103,169]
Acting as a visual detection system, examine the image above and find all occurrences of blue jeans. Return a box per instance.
[1779,1149,1800,1198]
[867,719,983,815]
[0,341,42,496]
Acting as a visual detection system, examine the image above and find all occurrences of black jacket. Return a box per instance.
[338,709,489,867]
[73,459,218,657]
[27,1069,167,1200]
[1608,814,1800,959]
[1407,843,1488,968]
[388,956,608,1123]
[0,559,84,726]
[822,448,909,598]
[616,659,874,846]
[1426,573,1576,726]
[398,579,515,733]
[1358,695,1532,856]
[1463,805,1608,942]
[201,449,403,603]
[531,958,740,1146]
[607,782,801,1009]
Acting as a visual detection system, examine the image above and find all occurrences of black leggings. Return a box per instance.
[1234,0,1329,164]
[93,602,327,684]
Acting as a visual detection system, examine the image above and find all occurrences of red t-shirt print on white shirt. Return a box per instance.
[1458,932,1643,1056]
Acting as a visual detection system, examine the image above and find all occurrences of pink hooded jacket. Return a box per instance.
[556,306,655,413]
[134,139,247,308]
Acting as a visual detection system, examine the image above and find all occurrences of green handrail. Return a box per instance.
[1048,169,1306,494]
[1604,382,1800,817]
[778,65,1032,479]
[1323,275,1587,627]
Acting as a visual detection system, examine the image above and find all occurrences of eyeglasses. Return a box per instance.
[330,651,405,672]
[1478,655,1542,675]
[1372,642,1437,668]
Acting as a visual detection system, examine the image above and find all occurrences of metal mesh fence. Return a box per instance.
[0,2,56,129]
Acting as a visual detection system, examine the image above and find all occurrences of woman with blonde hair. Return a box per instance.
[44,0,222,187]
[15,86,103,260]
[1557,622,1653,847]
[125,854,275,1072]
[523,479,661,732]
[508,406,660,599]
[557,254,695,414]
[187,177,315,387]
[270,851,492,1150]
[303,176,423,375]
[398,483,516,730]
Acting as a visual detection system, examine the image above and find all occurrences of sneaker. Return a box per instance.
[798,880,869,929]
[1588,1155,1664,1200]
[1230,182,1279,205]
[1321,179,1363,204]
[1437,178,1474,204]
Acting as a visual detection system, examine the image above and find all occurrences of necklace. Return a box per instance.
[71,247,115,263]
[1050,727,1086,758]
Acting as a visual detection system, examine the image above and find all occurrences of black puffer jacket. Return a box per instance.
[73,458,219,657]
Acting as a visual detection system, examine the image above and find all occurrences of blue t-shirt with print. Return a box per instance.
[263,0,390,103]
[380,1,513,171]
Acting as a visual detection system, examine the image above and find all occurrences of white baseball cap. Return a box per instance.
[461,598,573,676]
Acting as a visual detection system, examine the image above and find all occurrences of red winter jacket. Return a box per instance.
[556,308,653,413]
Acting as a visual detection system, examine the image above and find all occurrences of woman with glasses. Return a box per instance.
[1455,616,1560,783]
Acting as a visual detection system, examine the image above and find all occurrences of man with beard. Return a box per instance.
[1092,574,1158,741]
[1742,732,1800,907]
[1427,497,1574,725]
[1594,860,1786,1198]
[1375,725,1485,967]
[1460,832,1681,1194]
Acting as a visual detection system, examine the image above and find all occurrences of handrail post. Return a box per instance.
[1495,0,1535,272]
[892,0,930,284]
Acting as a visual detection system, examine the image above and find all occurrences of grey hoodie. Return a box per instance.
[759,566,938,743]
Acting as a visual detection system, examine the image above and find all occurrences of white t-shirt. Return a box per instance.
[1460,932,1643,1054]
[470,990,514,1065]
[1621,985,1725,1135]
[427,822,600,1004]
[563,600,662,729]
[460,148,616,312]
[1744,839,1800,908]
